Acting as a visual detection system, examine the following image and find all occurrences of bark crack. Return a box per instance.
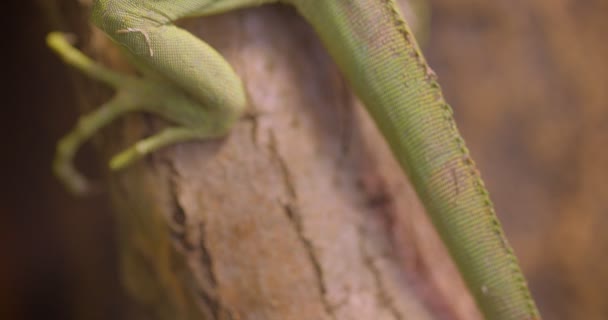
[358,227,404,320]
[167,166,194,251]
[268,131,337,320]
[196,221,221,319]
[165,161,232,319]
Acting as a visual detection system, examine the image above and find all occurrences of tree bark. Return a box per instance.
[47,1,480,319]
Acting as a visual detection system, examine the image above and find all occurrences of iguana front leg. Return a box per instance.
[49,0,270,194]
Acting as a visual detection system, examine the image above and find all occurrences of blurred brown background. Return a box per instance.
[2,0,606,319]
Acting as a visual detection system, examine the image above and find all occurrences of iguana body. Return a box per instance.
[48,0,541,318]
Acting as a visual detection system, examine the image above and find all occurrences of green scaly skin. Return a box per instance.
[48,0,541,318]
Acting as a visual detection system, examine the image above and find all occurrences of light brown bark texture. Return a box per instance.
[50,1,483,319]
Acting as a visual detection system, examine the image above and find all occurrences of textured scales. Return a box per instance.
[49,0,541,318]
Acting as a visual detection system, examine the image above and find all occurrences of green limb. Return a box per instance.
[109,127,224,170]
[49,32,139,194]
[48,32,243,195]
[47,32,130,88]
[54,96,135,195]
